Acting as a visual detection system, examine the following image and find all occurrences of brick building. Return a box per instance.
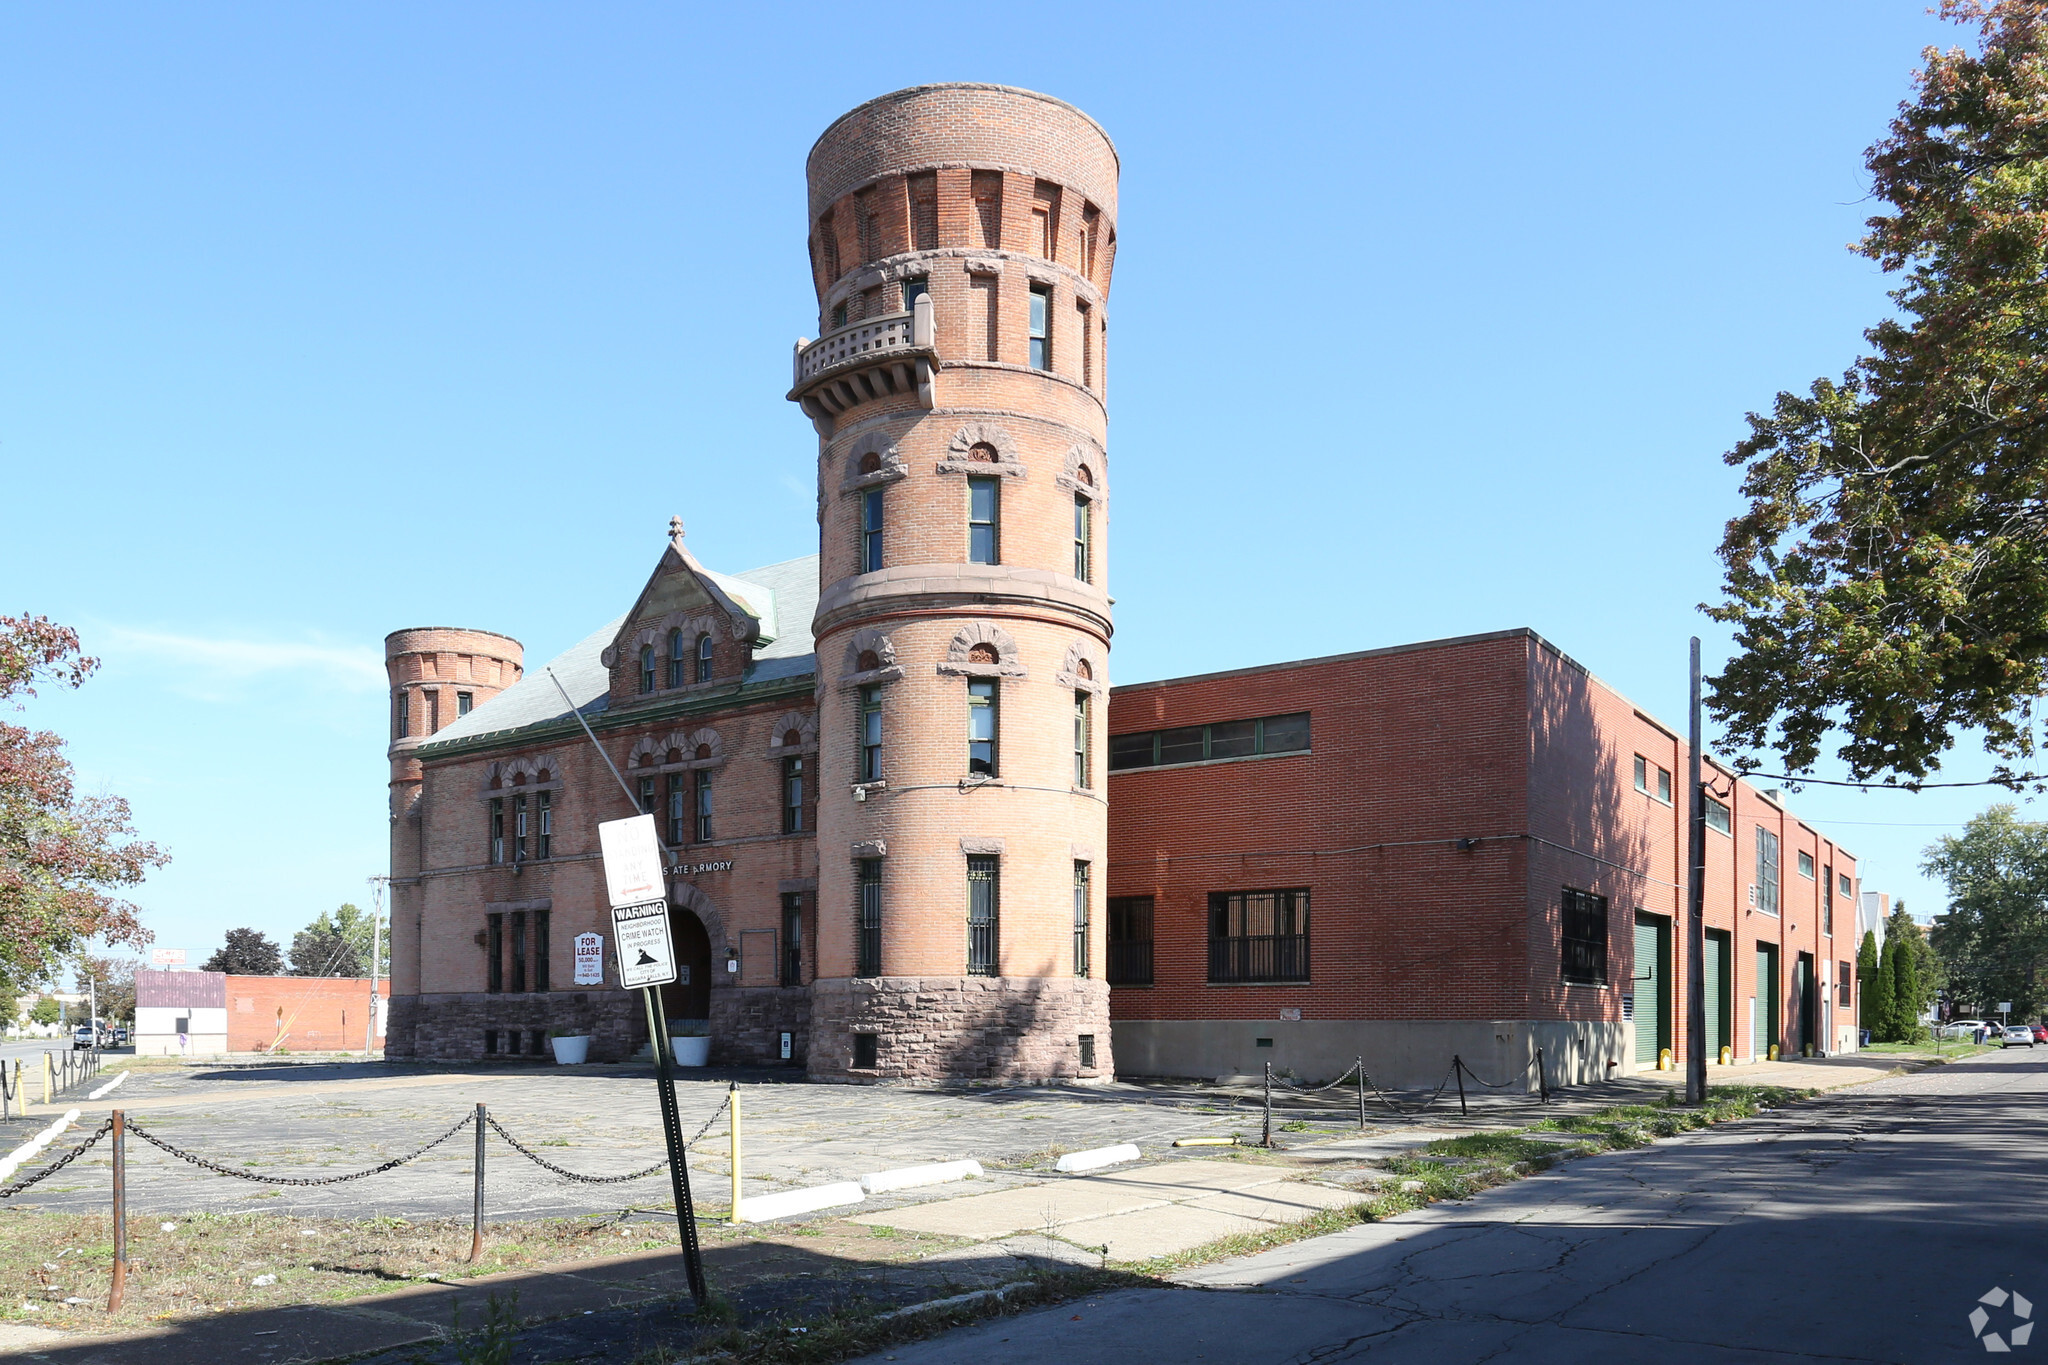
[135,969,388,1057]
[382,85,1864,1088]
[1105,631,1860,1087]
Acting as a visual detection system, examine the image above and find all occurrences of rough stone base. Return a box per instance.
[1109,1017,1631,1091]
[808,976,1113,1084]
[710,986,811,1067]
[389,991,646,1063]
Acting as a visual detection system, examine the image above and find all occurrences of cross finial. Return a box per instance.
[669,515,685,541]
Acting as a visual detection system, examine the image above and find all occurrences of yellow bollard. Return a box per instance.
[1657,1047,1673,1072]
[43,1052,53,1106]
[1719,1046,1733,1066]
[728,1083,743,1224]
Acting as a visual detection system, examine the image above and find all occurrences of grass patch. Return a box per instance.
[1422,1132,1572,1165]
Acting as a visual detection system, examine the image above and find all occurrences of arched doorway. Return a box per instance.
[660,907,712,1025]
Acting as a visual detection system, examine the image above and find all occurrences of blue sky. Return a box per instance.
[2,2,2010,964]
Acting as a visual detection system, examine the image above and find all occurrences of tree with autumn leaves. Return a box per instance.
[1,614,164,996]
[1711,2,2048,788]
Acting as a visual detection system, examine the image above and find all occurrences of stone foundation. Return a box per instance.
[709,986,812,1067]
[808,976,1113,1084]
[387,991,646,1062]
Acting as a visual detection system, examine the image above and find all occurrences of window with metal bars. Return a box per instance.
[967,856,999,976]
[1207,889,1309,983]
[856,859,883,977]
[1755,827,1781,916]
[509,911,527,993]
[486,914,504,993]
[1073,862,1091,977]
[1074,692,1091,788]
[533,910,550,991]
[968,679,998,776]
[859,686,883,782]
[396,689,409,739]
[1108,896,1154,985]
[969,477,1000,564]
[782,893,804,987]
[1560,886,1608,985]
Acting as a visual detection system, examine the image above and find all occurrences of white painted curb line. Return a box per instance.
[87,1071,127,1101]
[859,1159,984,1195]
[1054,1143,1141,1173]
[0,1109,81,1182]
[733,1181,866,1224]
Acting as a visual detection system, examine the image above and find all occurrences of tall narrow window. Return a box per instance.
[1107,896,1154,985]
[831,300,848,330]
[862,487,884,573]
[782,755,805,833]
[1074,692,1091,788]
[856,859,883,977]
[1074,494,1092,582]
[533,910,550,991]
[967,856,999,976]
[1073,862,1091,978]
[968,679,998,776]
[489,797,504,865]
[968,477,1000,564]
[859,685,883,782]
[1078,301,1093,388]
[509,911,527,993]
[397,690,409,739]
[694,771,714,842]
[1029,286,1051,370]
[486,913,504,993]
[457,691,474,717]
[1823,863,1834,935]
[513,793,529,862]
[639,775,658,817]
[781,893,804,986]
[695,633,713,684]
[667,629,685,687]
[1560,887,1608,984]
[638,645,655,694]
[665,772,686,845]
[1755,827,1781,915]
[901,275,928,314]
[536,790,552,860]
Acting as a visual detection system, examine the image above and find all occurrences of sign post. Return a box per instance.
[599,814,706,1303]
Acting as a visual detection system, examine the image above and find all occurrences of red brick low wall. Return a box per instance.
[223,975,390,1053]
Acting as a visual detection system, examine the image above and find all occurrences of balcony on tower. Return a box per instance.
[789,293,935,427]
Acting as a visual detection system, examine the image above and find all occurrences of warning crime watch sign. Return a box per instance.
[612,899,678,989]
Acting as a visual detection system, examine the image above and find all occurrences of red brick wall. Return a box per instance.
[223,975,389,1054]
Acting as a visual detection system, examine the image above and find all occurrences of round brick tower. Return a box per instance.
[384,627,523,1042]
[792,85,1118,1083]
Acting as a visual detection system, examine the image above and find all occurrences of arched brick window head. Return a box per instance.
[857,649,881,672]
[967,442,998,463]
[784,729,803,748]
[1077,465,1094,486]
[859,452,882,475]
[1077,659,1093,680]
[968,643,1000,664]
[638,644,656,694]
[694,743,713,761]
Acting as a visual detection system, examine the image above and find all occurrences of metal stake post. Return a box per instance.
[727,1082,743,1225]
[1685,637,1710,1105]
[1453,1057,1468,1116]
[1537,1047,1549,1104]
[1262,1063,1273,1148]
[1356,1056,1366,1129]
[642,986,706,1303]
[109,1110,127,1311]
[468,1103,485,1263]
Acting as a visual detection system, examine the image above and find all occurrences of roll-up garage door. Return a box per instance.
[1634,913,1670,1065]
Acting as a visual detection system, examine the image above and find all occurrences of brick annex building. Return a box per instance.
[384,85,1865,1087]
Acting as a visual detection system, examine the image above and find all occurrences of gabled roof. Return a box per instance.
[421,552,819,752]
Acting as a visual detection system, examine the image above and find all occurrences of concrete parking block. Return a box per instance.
[1056,1202,1284,1260]
[1185,1182,1368,1223]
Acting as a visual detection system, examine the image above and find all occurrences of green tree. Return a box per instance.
[1857,929,1885,1031]
[73,955,140,1025]
[1886,935,1925,1041]
[0,614,163,997]
[28,995,60,1027]
[202,927,283,976]
[1707,3,2048,786]
[287,904,386,978]
[1923,804,2048,1017]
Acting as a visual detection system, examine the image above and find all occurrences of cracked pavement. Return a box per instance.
[853,1049,2048,1364]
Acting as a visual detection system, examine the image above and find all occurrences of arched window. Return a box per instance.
[639,644,656,694]
[695,632,714,683]
[667,628,685,687]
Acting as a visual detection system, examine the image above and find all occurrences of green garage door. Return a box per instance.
[1756,943,1781,1059]
[1634,912,1670,1065]
[1704,931,1730,1058]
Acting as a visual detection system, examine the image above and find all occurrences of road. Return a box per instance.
[857,1048,2048,1364]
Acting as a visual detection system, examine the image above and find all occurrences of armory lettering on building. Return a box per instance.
[681,860,734,875]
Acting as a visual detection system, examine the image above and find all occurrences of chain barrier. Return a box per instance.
[1454,1055,1544,1090]
[0,1119,113,1200]
[1358,1063,1460,1117]
[1267,1061,1363,1094]
[126,1111,476,1186]
[484,1091,730,1185]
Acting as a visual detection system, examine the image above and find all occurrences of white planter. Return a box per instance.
[550,1035,591,1065]
[671,1035,712,1067]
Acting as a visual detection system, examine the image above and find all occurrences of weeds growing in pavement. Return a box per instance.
[449,1290,519,1365]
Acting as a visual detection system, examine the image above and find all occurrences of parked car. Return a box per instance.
[114,1026,129,1046]
[1946,1020,1988,1038]
[71,1024,97,1050]
[2031,1024,2047,1044]
[1999,1025,2035,1048]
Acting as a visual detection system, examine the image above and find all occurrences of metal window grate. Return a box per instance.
[1207,890,1309,983]
[1107,896,1155,985]
[1561,886,1608,984]
[1073,862,1091,978]
[856,859,883,978]
[967,856,999,976]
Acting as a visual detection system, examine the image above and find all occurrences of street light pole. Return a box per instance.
[366,877,387,1056]
[1685,637,1709,1105]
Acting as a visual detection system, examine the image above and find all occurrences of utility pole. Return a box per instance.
[366,877,388,1056]
[1685,638,1709,1105]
